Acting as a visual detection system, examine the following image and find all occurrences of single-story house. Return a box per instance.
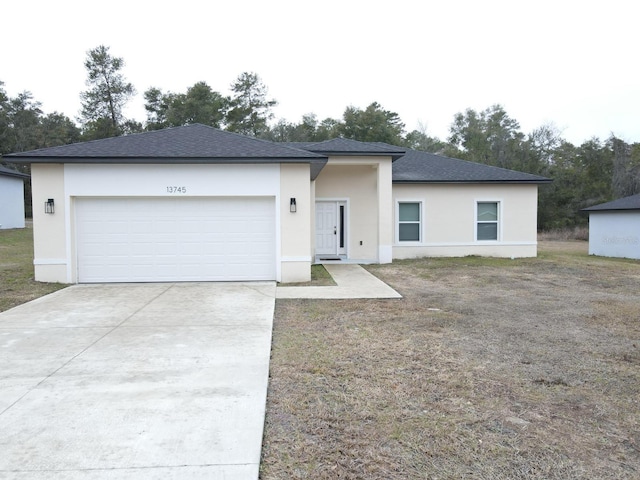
[582,193,640,260]
[0,165,30,229]
[5,124,550,283]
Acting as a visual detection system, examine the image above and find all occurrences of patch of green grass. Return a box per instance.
[311,264,335,284]
[0,226,66,312]
[387,255,534,272]
[279,264,336,286]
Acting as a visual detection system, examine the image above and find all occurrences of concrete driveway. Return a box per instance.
[0,282,276,479]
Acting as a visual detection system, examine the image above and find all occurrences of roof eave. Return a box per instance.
[0,170,30,179]
[7,156,327,164]
[8,155,328,181]
[582,207,640,212]
[309,150,405,161]
[392,179,552,185]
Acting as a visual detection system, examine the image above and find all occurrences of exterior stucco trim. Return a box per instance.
[33,258,68,265]
[393,241,538,247]
[281,256,313,262]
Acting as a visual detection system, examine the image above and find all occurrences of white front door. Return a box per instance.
[316,202,338,255]
[316,201,347,256]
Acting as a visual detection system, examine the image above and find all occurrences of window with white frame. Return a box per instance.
[398,202,421,242]
[476,202,499,241]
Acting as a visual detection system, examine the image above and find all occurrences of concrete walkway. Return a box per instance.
[277,264,402,299]
[0,282,275,479]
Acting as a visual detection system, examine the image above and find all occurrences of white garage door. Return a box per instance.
[76,197,276,282]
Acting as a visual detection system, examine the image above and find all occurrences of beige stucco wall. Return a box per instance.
[310,180,317,255]
[314,156,394,262]
[280,163,312,282]
[393,183,539,258]
[30,162,311,284]
[31,164,68,282]
[377,158,393,263]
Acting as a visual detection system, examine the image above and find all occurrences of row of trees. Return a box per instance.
[0,46,281,150]
[1,45,639,230]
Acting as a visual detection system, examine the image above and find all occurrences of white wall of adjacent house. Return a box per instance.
[0,175,26,229]
[30,162,310,283]
[588,211,640,260]
[392,183,539,258]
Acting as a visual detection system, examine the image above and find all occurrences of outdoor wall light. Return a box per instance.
[44,198,55,214]
[290,197,297,213]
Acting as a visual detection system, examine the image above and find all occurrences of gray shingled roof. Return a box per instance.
[0,165,30,179]
[582,193,640,212]
[4,125,552,184]
[6,124,324,161]
[5,124,328,179]
[287,138,406,160]
[392,149,551,184]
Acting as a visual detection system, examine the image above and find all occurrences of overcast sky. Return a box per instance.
[3,0,638,145]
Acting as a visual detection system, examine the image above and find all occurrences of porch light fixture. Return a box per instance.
[44,198,55,214]
[290,197,297,213]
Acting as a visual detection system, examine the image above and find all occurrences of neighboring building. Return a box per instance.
[582,193,640,260]
[5,124,550,284]
[0,165,29,229]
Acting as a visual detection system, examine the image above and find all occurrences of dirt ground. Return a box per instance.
[261,241,640,479]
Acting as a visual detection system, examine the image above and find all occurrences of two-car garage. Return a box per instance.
[75,197,276,283]
[11,124,320,284]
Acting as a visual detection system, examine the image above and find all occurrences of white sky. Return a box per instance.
[2,0,639,145]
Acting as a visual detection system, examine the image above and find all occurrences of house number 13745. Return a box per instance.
[166,186,187,194]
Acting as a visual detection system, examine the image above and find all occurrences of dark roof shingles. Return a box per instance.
[0,165,30,179]
[392,149,551,184]
[289,138,405,156]
[582,193,640,212]
[5,125,551,184]
[7,124,323,160]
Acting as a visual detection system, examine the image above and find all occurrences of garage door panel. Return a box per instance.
[76,197,276,282]
[130,243,153,255]
[81,221,105,234]
[131,222,153,234]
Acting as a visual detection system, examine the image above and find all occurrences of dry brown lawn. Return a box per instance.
[261,241,640,479]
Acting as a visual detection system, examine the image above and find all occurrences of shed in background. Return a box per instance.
[0,166,30,229]
[582,193,640,260]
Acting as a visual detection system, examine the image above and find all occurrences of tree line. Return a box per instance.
[2,45,639,230]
